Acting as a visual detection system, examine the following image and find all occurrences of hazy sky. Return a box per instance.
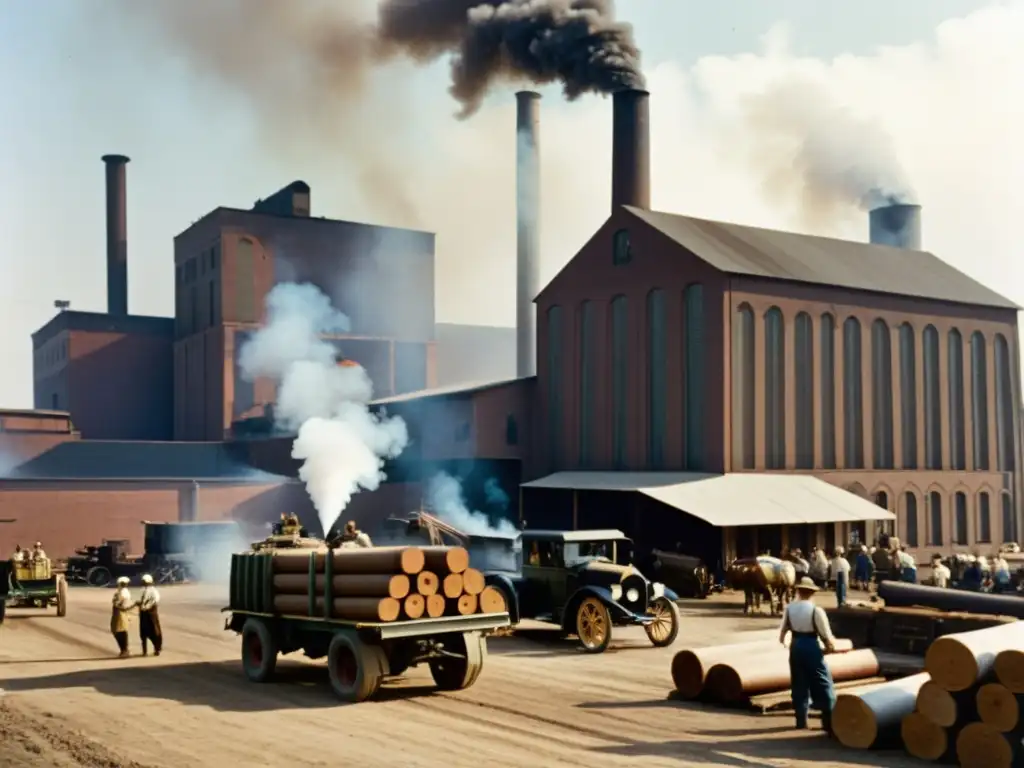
[1,0,1020,408]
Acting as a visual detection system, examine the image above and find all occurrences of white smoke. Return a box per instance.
[238,282,408,534]
[425,472,517,537]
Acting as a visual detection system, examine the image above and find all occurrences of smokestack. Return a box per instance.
[102,154,130,315]
[869,203,922,250]
[611,89,650,211]
[516,91,541,378]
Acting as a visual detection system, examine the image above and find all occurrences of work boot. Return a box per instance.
[119,650,130,658]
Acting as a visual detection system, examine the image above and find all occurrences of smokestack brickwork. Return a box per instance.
[612,89,651,211]
[102,154,130,315]
[516,91,541,378]
[869,203,922,250]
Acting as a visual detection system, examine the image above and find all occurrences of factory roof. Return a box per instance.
[522,471,896,527]
[371,376,534,406]
[623,207,1018,310]
[31,311,174,348]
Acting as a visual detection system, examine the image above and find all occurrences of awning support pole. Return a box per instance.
[572,490,578,530]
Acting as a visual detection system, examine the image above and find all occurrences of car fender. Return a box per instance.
[484,573,521,623]
[561,585,635,631]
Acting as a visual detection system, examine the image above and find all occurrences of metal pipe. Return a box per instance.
[611,89,651,210]
[102,154,130,315]
[869,203,922,250]
[516,91,541,378]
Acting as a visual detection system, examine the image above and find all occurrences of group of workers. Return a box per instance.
[109,574,162,658]
[11,542,46,563]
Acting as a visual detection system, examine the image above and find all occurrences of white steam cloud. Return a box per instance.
[425,472,517,538]
[238,283,408,534]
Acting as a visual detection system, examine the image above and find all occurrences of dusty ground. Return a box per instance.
[0,586,917,768]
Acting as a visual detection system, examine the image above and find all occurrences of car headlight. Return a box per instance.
[652,582,665,598]
[626,588,640,603]
[610,584,623,601]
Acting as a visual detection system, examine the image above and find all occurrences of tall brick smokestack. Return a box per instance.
[869,203,922,250]
[611,89,650,211]
[516,91,541,378]
[102,154,130,315]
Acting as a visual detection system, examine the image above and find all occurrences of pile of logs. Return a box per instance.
[270,545,507,622]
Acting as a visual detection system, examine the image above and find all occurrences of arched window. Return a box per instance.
[904,492,919,547]
[765,307,786,469]
[647,290,667,468]
[684,284,704,470]
[948,330,966,470]
[611,295,629,468]
[731,304,755,469]
[923,326,942,469]
[236,237,256,322]
[899,323,918,468]
[794,312,814,469]
[978,492,992,543]
[1002,493,1015,545]
[954,492,968,545]
[971,332,990,470]
[929,491,943,546]
[820,313,836,468]
[843,318,864,468]
[546,306,563,463]
[612,229,632,265]
[995,334,1015,471]
[578,301,596,467]
[872,319,894,468]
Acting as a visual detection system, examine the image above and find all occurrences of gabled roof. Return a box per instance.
[371,376,533,406]
[624,207,1017,310]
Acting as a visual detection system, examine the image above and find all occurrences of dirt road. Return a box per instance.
[0,586,911,768]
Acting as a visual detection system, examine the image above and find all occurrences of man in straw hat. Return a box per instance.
[778,577,839,733]
[136,574,163,656]
[111,576,134,658]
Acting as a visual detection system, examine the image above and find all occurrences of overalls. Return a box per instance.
[789,624,836,731]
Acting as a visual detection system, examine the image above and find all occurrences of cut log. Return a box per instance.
[995,649,1024,693]
[449,593,478,616]
[704,646,878,703]
[272,594,401,622]
[478,585,507,615]
[956,722,1024,768]
[415,571,439,596]
[977,683,1024,732]
[831,672,930,749]
[442,573,464,599]
[425,594,446,618]
[461,568,485,596]
[924,622,1024,692]
[879,581,1024,619]
[671,642,790,699]
[901,711,956,762]
[269,550,329,573]
[916,679,976,727]
[403,593,425,620]
[331,547,425,575]
[272,573,410,599]
[421,546,469,574]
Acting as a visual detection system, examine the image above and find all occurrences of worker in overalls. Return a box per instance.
[778,577,839,733]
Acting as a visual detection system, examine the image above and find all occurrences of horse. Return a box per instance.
[727,556,797,616]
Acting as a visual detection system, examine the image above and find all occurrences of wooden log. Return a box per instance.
[977,682,1024,732]
[415,571,439,596]
[461,568,485,596]
[425,594,446,618]
[271,573,410,599]
[442,573,464,599]
[900,711,956,762]
[704,645,874,703]
[956,721,1024,768]
[478,585,507,614]
[449,593,478,616]
[272,594,400,622]
[671,641,792,700]
[331,547,425,575]
[915,679,977,727]
[269,550,329,574]
[995,648,1024,693]
[831,672,930,749]
[403,593,425,620]
[420,546,469,574]
[879,581,1024,619]
[924,622,1024,692]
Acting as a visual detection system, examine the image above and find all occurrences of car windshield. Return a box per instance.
[563,541,615,566]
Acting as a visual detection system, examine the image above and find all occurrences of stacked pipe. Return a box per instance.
[268,546,507,621]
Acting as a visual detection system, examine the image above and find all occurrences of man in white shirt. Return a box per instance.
[136,574,162,656]
[830,548,851,607]
[778,577,838,732]
[930,555,951,588]
[111,576,133,658]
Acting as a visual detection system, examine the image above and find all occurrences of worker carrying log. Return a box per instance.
[111,576,133,658]
[778,577,839,733]
[327,520,373,550]
[135,574,162,657]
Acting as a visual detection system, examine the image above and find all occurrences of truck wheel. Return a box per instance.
[576,597,612,653]
[327,633,388,703]
[241,618,278,683]
[429,631,486,691]
[644,596,680,647]
[86,566,112,588]
[56,576,68,617]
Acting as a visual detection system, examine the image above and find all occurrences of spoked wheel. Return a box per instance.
[56,575,68,617]
[86,566,112,588]
[429,632,486,691]
[576,597,612,653]
[326,633,388,703]
[241,618,277,683]
[644,596,680,647]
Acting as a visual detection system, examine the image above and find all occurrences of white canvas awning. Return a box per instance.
[521,472,896,528]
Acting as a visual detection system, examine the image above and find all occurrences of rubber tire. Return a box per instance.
[575,597,613,654]
[644,596,680,647]
[326,633,387,703]
[429,632,486,691]
[241,619,278,683]
[86,566,112,588]
[56,576,68,617]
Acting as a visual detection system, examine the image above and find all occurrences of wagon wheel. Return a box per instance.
[575,597,612,653]
[644,596,680,647]
[326,633,387,703]
[55,575,68,617]
[86,566,112,588]
[241,618,278,683]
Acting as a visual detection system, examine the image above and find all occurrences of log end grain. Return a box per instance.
[452,593,478,616]
[416,571,439,596]
[925,636,980,692]
[404,593,426,620]
[462,568,485,596]
[400,547,427,575]
[957,722,1015,768]
[671,650,706,700]
[388,574,412,600]
[424,546,469,574]
[425,594,446,618]
[478,585,506,615]
[901,712,950,761]
[976,683,1021,732]
[442,573,464,599]
[995,649,1024,694]
[704,664,743,704]
[832,695,879,749]
[917,680,960,728]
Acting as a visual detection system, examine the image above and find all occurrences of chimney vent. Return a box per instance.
[102,154,130,316]
[869,203,922,250]
[516,91,541,378]
[611,89,650,211]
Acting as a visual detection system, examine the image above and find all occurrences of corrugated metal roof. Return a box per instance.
[372,376,532,406]
[522,471,895,527]
[625,207,1018,310]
